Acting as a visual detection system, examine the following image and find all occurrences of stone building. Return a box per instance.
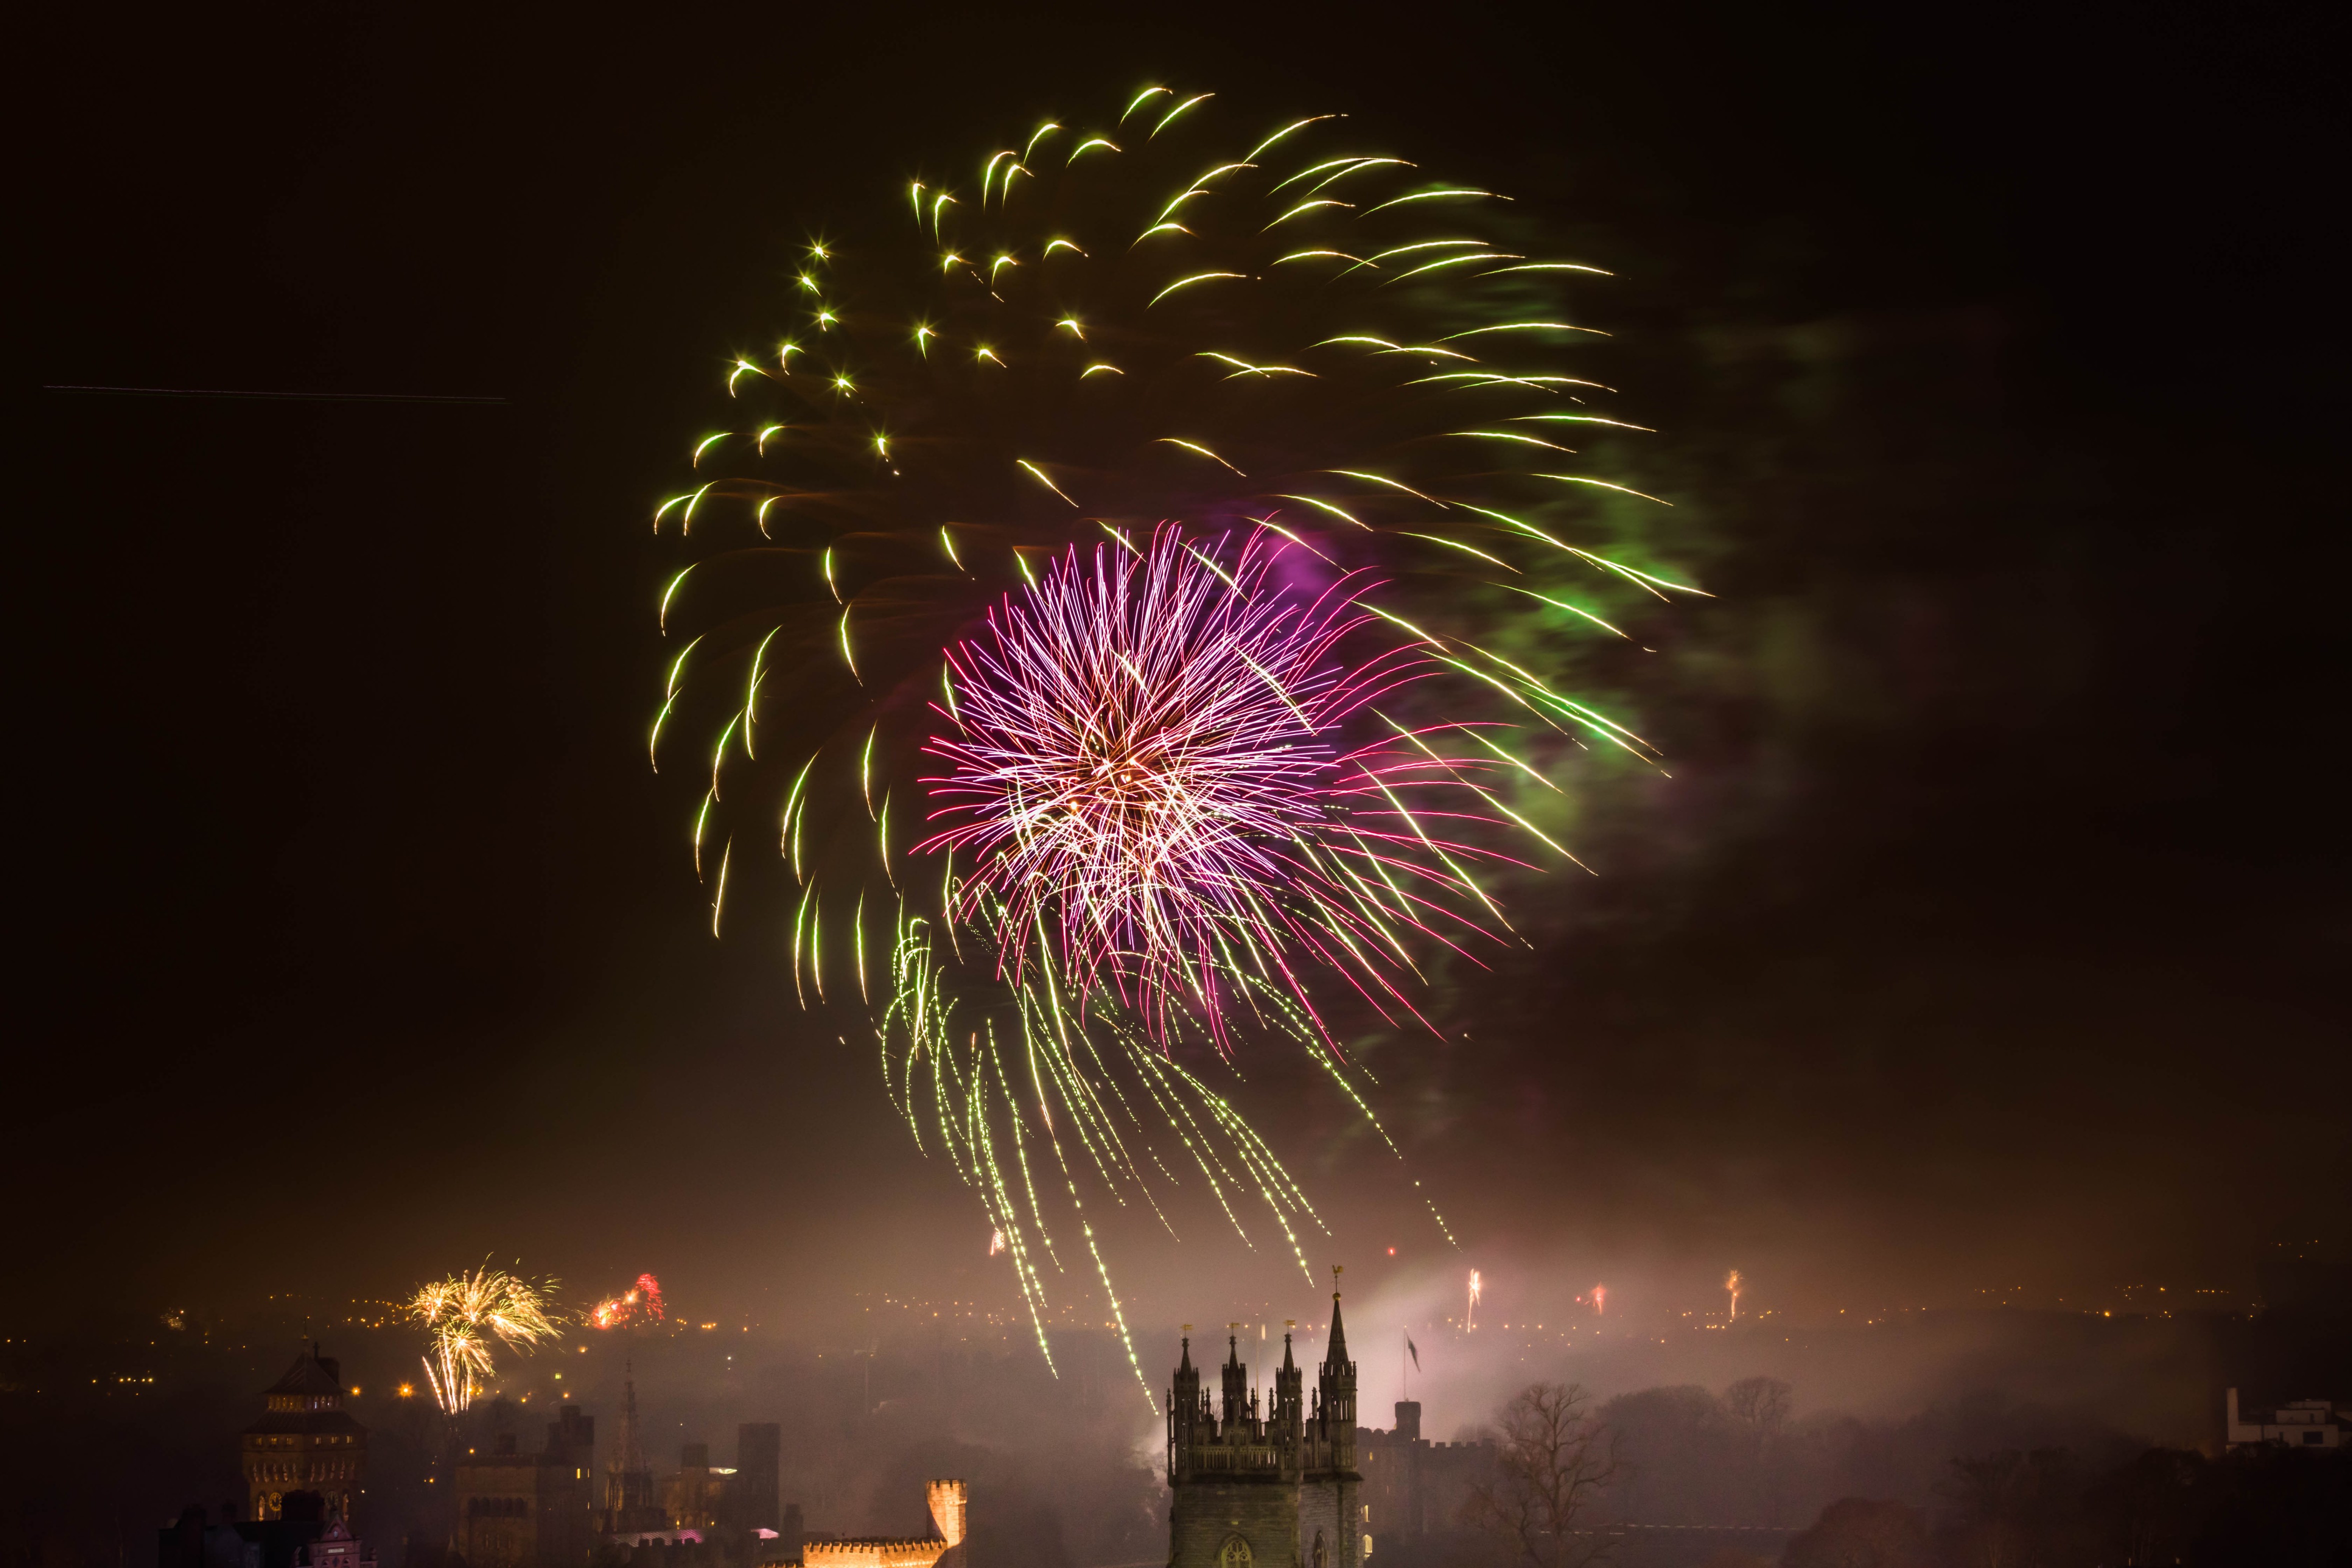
[454,1406,596,1568]
[651,1422,784,1534]
[1166,1291,1360,1568]
[241,1348,367,1524]
[662,1444,730,1532]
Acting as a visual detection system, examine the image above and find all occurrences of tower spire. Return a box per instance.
[1325,1266,1349,1366]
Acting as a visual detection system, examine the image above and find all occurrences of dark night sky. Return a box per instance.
[20,0,2344,1338]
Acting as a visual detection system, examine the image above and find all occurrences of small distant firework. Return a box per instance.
[408,1264,560,1412]
[587,1273,668,1330]
[1726,1268,1743,1322]
[1467,1268,1482,1331]
[988,1228,1006,1257]
[1592,1282,1606,1316]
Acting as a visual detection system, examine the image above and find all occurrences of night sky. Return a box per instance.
[23,0,2342,1356]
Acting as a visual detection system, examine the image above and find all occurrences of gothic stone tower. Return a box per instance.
[1167,1292,1359,1568]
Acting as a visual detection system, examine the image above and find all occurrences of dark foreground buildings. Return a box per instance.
[158,1495,382,1568]
[169,1347,968,1568]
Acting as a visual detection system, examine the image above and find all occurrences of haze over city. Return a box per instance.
[18,2,2342,1567]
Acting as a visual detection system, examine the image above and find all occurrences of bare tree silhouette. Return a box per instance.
[1462,1382,1620,1568]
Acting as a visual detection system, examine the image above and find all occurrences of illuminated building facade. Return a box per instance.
[453,1407,596,1568]
[1167,1294,1361,1568]
[241,1349,367,1524]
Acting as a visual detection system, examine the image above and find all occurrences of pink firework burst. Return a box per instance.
[919,524,1526,1047]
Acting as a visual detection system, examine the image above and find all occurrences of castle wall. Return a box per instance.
[1358,1413,1498,1561]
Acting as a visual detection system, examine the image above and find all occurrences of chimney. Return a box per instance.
[925,1480,967,1547]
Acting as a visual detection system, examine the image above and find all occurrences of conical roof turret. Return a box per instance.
[1324,1289,1348,1368]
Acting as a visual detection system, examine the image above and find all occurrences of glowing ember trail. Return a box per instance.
[1466,1268,1482,1330]
[1726,1268,1743,1322]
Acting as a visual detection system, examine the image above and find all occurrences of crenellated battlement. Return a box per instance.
[800,1542,956,1568]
